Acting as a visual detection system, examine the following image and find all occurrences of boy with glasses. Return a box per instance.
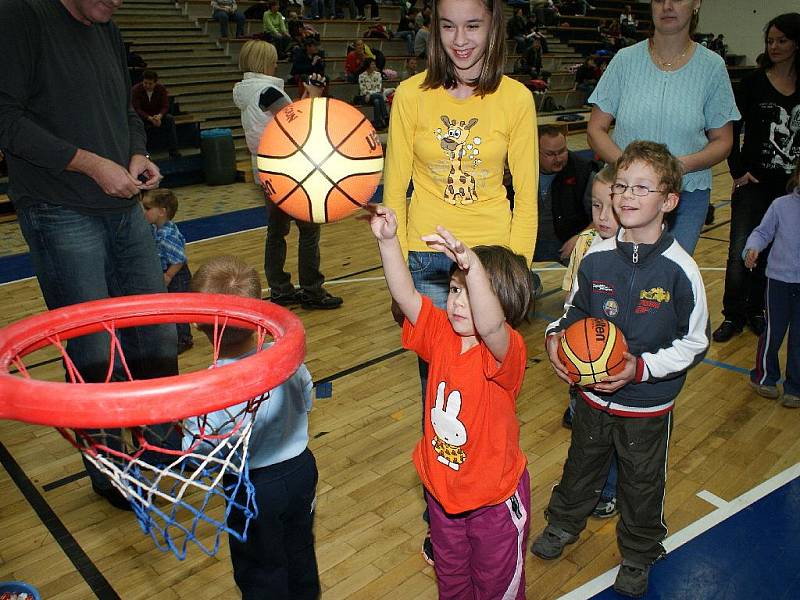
[530,141,710,598]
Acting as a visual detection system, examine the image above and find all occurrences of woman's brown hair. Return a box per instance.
[421,0,507,97]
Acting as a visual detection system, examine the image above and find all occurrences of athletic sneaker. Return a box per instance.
[782,393,800,408]
[421,535,435,566]
[530,525,578,560]
[749,380,780,399]
[592,496,617,519]
[300,291,343,310]
[270,290,301,306]
[613,560,651,598]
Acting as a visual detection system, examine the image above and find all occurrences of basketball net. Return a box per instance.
[0,294,310,561]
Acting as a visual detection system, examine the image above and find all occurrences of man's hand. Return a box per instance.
[151,114,162,127]
[67,149,142,198]
[731,171,759,195]
[744,248,759,270]
[129,153,162,190]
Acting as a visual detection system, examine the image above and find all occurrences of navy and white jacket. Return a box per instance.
[547,229,710,417]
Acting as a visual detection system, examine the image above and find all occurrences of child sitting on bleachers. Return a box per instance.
[358,58,389,130]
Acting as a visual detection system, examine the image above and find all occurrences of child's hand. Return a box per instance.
[744,248,759,270]
[591,352,636,393]
[421,225,476,271]
[546,332,573,385]
[359,204,398,240]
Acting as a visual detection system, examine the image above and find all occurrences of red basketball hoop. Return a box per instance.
[0,293,307,559]
[0,293,305,428]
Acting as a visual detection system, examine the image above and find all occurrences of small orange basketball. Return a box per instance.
[557,318,628,386]
[257,97,384,223]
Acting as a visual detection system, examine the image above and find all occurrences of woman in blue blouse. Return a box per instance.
[586,0,740,255]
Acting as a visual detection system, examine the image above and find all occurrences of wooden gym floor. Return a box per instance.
[1,135,797,599]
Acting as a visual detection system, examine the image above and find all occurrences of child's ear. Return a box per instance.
[661,192,680,214]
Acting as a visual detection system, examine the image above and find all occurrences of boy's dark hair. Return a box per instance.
[142,188,178,220]
[615,140,683,196]
[363,57,374,69]
[191,256,263,349]
[142,69,158,81]
[422,0,506,97]
[450,246,532,328]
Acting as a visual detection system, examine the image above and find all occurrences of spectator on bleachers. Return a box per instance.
[588,0,739,256]
[574,56,599,104]
[532,0,559,27]
[131,70,181,159]
[599,18,622,51]
[291,38,326,84]
[710,33,727,58]
[327,0,358,20]
[244,0,270,20]
[346,39,387,82]
[415,5,432,29]
[211,0,246,38]
[530,125,594,263]
[125,41,148,86]
[401,56,419,80]
[521,37,548,80]
[358,58,390,130]
[396,7,419,55]
[414,15,430,58]
[508,7,533,54]
[263,1,291,57]
[355,0,379,20]
[619,4,638,38]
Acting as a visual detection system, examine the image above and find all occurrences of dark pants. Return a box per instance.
[264,196,325,300]
[365,92,389,128]
[751,278,800,397]
[355,0,379,18]
[545,398,671,565]
[228,448,320,600]
[721,177,786,326]
[213,9,246,38]
[143,113,179,154]
[167,263,193,346]
[17,202,178,489]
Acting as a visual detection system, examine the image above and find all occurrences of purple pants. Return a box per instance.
[426,468,531,600]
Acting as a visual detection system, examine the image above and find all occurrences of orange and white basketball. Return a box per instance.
[557,317,628,386]
[257,98,384,223]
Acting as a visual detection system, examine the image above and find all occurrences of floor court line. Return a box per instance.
[556,462,800,600]
[695,489,728,508]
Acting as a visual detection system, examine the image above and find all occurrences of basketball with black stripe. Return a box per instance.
[257,98,384,223]
[557,318,628,386]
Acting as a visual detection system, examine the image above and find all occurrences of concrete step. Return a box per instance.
[122,29,207,38]
[145,56,234,67]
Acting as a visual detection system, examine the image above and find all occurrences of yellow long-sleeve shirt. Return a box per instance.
[383,73,539,263]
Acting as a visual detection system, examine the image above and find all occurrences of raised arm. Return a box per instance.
[364,205,423,324]
[422,226,509,362]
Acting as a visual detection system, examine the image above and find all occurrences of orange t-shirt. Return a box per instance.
[403,296,528,514]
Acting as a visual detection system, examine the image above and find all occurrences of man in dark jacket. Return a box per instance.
[533,125,596,263]
[131,70,180,159]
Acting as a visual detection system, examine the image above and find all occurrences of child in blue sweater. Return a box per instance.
[744,161,800,408]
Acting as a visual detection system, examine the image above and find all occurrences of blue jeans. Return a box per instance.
[667,188,710,256]
[17,202,178,489]
[212,9,246,38]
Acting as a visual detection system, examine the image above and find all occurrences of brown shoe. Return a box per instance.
[782,394,800,408]
[749,380,779,399]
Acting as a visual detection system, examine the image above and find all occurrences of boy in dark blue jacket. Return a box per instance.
[530,141,710,598]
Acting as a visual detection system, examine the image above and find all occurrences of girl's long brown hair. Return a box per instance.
[421,0,507,97]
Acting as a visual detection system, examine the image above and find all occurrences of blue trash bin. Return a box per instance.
[200,128,236,185]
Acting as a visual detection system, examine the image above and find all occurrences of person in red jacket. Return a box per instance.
[131,70,181,159]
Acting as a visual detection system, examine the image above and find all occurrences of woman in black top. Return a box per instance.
[714,13,800,343]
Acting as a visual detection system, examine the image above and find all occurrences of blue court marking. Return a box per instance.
[589,474,800,599]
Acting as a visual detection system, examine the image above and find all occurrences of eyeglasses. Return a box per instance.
[610,183,668,197]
